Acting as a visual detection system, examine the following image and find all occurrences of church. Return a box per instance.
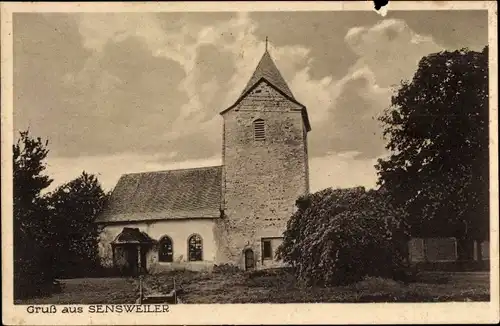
[95,46,311,275]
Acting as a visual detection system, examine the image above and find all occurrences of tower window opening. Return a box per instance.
[253,119,265,141]
[262,239,272,260]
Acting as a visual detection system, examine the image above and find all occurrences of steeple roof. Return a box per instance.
[221,45,311,132]
[239,50,295,100]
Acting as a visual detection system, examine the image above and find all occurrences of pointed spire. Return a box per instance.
[239,41,295,100]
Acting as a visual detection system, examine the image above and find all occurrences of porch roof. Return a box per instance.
[112,227,156,245]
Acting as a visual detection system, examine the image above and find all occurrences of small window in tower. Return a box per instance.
[253,119,265,141]
[262,239,272,260]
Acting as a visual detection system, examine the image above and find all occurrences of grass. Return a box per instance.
[14,277,138,305]
[15,269,490,304]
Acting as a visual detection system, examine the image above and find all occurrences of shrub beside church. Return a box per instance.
[277,187,409,286]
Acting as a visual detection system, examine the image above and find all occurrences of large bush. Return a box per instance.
[276,187,409,286]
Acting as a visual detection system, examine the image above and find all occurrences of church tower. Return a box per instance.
[218,44,311,270]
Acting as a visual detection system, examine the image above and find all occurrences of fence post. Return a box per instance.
[173,277,177,303]
[138,276,143,304]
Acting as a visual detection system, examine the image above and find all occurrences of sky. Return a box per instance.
[13,10,488,193]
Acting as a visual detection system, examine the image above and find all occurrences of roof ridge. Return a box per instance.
[122,165,223,176]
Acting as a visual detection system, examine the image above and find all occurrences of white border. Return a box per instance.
[1,1,498,325]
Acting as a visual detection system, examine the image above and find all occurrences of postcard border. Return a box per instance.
[2,1,498,325]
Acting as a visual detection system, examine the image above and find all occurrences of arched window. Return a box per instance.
[158,236,173,262]
[253,119,265,141]
[188,234,203,261]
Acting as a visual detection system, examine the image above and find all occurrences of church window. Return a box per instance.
[253,119,265,141]
[262,239,272,260]
[158,236,173,262]
[188,234,203,261]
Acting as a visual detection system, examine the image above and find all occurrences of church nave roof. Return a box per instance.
[96,166,223,223]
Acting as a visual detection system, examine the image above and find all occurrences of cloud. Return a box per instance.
[390,11,487,53]
[345,18,443,88]
[288,18,445,160]
[61,13,305,163]
[15,13,443,162]
[309,154,378,192]
[310,69,391,159]
[14,13,476,191]
[49,35,190,158]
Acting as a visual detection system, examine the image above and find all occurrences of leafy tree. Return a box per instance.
[277,187,408,286]
[376,47,489,260]
[47,172,109,277]
[13,131,54,299]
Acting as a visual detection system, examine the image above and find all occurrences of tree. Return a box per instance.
[376,47,489,260]
[13,130,54,299]
[47,172,109,277]
[277,187,408,286]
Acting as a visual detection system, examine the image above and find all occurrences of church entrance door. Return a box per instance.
[244,249,255,270]
[126,245,139,276]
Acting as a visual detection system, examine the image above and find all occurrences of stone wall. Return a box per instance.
[478,241,490,260]
[408,237,491,262]
[98,219,217,273]
[218,81,309,269]
[409,237,458,262]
